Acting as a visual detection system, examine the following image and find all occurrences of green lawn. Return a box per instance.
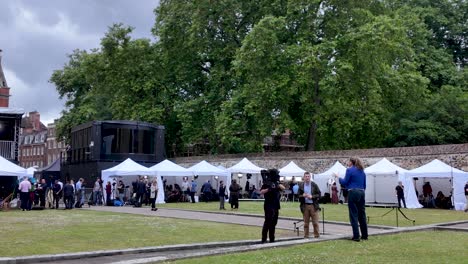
[158,201,468,227]
[167,231,468,264]
[0,210,289,257]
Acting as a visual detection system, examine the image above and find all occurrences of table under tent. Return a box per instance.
[405,159,468,211]
[278,161,306,201]
[188,160,231,202]
[364,158,421,208]
[101,158,161,205]
[149,159,194,203]
[0,155,28,208]
[227,158,265,198]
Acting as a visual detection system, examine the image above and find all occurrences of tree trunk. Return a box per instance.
[306,69,321,151]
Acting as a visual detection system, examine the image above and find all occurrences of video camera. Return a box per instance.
[261,169,280,190]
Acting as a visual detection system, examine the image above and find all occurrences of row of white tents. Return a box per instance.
[1,154,466,210]
[100,157,468,210]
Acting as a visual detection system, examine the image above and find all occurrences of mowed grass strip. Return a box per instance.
[158,202,468,226]
[0,210,285,257]
[168,231,468,264]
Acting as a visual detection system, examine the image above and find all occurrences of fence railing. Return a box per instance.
[0,140,15,160]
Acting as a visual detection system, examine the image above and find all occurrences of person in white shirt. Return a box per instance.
[18,177,32,211]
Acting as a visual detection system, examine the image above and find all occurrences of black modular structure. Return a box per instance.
[61,120,165,187]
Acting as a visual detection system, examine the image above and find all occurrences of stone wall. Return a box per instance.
[173,143,468,173]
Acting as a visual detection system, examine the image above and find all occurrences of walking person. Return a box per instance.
[150,179,158,211]
[218,180,227,210]
[335,157,368,242]
[299,172,321,238]
[395,181,406,208]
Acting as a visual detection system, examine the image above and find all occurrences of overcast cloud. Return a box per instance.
[0,0,159,125]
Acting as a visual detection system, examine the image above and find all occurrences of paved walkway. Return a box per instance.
[2,206,467,264]
[84,206,389,237]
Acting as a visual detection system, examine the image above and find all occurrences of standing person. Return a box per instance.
[331,182,339,204]
[63,180,75,209]
[202,180,212,202]
[395,181,406,208]
[260,169,285,243]
[464,181,468,213]
[292,182,299,202]
[135,178,146,207]
[18,177,31,211]
[299,172,322,238]
[53,180,62,209]
[117,180,125,202]
[70,179,76,208]
[37,178,47,207]
[105,181,112,206]
[336,157,368,242]
[190,179,198,203]
[229,179,241,209]
[75,178,84,208]
[92,178,100,205]
[218,180,227,210]
[149,179,158,211]
[181,177,190,202]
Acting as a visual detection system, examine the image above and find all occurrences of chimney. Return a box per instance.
[30,111,41,131]
[0,49,11,108]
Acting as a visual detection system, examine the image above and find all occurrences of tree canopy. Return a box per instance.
[51,0,467,156]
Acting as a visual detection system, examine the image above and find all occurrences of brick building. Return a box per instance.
[18,111,47,168]
[0,49,23,162]
[45,120,66,165]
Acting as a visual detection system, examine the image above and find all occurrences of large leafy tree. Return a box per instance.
[153,0,289,154]
[217,0,430,151]
[51,0,467,155]
[51,24,170,145]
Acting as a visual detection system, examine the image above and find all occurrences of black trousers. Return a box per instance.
[20,192,29,210]
[262,208,279,242]
[397,196,406,208]
[190,192,196,203]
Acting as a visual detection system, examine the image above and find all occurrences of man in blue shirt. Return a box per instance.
[190,179,197,203]
[336,157,368,242]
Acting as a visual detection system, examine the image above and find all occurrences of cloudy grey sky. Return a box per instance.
[0,0,159,125]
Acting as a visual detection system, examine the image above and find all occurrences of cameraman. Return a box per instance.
[260,169,285,243]
[299,172,321,238]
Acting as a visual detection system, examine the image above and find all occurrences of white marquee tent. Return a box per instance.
[279,161,306,180]
[101,158,160,203]
[405,159,468,211]
[0,155,28,178]
[188,160,231,196]
[149,159,194,203]
[227,158,265,190]
[314,161,347,195]
[26,167,37,177]
[364,158,421,207]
